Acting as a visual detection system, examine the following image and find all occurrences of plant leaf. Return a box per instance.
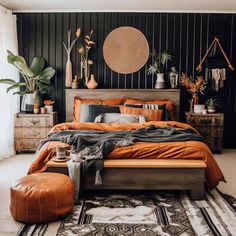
[0,79,17,85]
[6,82,27,93]
[30,57,45,75]
[38,67,55,82]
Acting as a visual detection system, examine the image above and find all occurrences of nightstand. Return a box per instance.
[14,112,58,152]
[185,112,224,154]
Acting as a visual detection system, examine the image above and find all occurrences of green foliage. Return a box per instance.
[0,50,56,96]
[147,50,172,75]
[206,98,222,107]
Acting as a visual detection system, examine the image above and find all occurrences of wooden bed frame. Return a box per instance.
[61,89,206,200]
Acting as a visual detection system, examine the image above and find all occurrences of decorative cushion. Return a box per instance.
[74,97,124,122]
[79,104,121,122]
[10,173,74,224]
[119,105,163,121]
[124,98,175,120]
[94,113,146,123]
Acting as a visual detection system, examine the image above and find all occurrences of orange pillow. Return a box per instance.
[124,98,175,120]
[120,105,163,121]
[74,97,124,122]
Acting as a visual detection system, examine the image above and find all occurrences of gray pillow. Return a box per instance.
[94,113,146,123]
[79,104,120,122]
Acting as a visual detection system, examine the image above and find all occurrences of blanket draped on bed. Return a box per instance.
[39,125,206,189]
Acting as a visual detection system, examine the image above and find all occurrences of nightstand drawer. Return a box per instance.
[190,117,223,127]
[15,138,44,151]
[15,116,54,127]
[15,127,50,138]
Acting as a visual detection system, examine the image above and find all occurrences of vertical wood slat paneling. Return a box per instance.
[17,12,236,148]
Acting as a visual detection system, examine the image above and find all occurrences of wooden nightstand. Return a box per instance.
[185,112,224,154]
[14,112,58,152]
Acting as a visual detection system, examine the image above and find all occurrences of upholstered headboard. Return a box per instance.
[65,89,180,122]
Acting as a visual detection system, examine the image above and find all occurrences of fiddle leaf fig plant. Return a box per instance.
[0,50,55,96]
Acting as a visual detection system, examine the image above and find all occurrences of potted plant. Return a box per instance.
[147,50,172,89]
[205,98,221,113]
[0,50,55,113]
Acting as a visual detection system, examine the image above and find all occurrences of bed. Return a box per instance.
[28,89,225,200]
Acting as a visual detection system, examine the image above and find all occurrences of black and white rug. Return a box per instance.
[17,190,236,236]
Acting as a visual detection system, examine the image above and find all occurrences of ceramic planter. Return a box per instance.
[21,93,36,113]
[155,73,165,89]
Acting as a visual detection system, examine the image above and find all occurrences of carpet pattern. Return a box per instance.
[17,190,236,236]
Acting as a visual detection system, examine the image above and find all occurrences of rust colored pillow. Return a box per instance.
[120,105,163,121]
[74,97,124,122]
[124,98,175,120]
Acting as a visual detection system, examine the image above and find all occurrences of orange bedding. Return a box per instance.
[28,121,225,190]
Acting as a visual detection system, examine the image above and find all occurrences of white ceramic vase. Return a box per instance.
[155,73,165,89]
[65,58,72,88]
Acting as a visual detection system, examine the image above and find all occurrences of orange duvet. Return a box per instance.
[28,121,225,189]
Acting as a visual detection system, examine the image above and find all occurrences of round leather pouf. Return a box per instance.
[10,172,75,224]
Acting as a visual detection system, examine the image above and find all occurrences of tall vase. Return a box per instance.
[65,57,72,88]
[155,73,165,89]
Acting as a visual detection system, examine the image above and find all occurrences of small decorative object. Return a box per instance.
[86,74,98,89]
[72,75,79,89]
[0,51,55,113]
[40,107,46,114]
[194,104,205,114]
[33,104,40,114]
[56,145,66,159]
[205,98,221,113]
[147,50,172,89]
[202,109,207,114]
[168,67,179,88]
[43,100,54,113]
[77,30,95,86]
[180,73,207,111]
[63,28,81,88]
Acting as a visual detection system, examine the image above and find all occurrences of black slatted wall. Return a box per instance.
[16,12,236,148]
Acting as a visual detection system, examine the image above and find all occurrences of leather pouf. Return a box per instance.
[10,172,75,223]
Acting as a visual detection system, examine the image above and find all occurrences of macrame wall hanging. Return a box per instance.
[196,37,234,91]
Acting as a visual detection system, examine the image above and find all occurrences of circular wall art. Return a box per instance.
[103,26,149,74]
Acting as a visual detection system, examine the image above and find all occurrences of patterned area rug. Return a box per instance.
[17,189,236,236]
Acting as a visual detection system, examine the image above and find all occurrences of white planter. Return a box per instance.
[155,73,165,89]
[45,105,53,113]
[194,104,205,113]
[21,93,36,113]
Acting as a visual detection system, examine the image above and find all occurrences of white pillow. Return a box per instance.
[94,113,146,123]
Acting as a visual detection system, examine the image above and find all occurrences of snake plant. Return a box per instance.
[0,50,55,96]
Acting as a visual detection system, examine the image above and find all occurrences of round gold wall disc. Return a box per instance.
[103,26,149,74]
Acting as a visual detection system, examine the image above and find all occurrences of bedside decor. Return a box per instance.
[147,50,172,89]
[0,50,55,113]
[43,100,54,113]
[33,104,40,114]
[77,30,95,86]
[206,98,221,113]
[103,26,149,74]
[180,73,207,111]
[63,28,81,88]
[72,75,79,89]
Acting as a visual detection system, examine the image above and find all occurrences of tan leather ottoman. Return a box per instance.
[10,172,74,223]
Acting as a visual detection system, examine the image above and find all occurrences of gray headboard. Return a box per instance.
[65,89,180,122]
